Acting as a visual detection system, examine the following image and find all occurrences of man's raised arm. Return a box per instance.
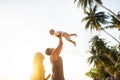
[51,33,63,58]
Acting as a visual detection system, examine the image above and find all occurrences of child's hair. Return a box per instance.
[49,29,55,35]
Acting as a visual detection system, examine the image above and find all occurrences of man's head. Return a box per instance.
[45,48,54,55]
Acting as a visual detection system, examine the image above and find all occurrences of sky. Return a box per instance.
[0,0,120,80]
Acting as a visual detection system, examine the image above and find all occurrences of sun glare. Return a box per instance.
[1,53,34,80]
[44,56,52,79]
[12,58,33,80]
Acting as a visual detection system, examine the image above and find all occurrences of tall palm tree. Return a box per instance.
[82,5,120,43]
[102,11,120,44]
[82,5,109,31]
[74,0,120,22]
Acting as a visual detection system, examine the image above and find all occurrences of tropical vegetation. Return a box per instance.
[74,0,120,80]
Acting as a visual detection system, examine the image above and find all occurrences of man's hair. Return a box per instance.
[45,48,52,55]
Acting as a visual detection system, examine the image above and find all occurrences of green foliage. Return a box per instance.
[74,0,120,79]
[86,35,120,79]
[82,5,109,31]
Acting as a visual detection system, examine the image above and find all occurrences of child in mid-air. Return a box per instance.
[49,29,78,47]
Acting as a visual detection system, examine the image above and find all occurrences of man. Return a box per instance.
[45,33,65,80]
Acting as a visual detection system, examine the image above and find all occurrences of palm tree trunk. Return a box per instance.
[102,29,120,44]
[93,0,120,22]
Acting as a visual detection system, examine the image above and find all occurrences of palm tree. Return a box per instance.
[86,35,112,79]
[82,5,120,43]
[102,11,120,44]
[81,5,108,31]
[74,0,120,22]
[87,35,120,80]
[85,68,98,79]
[104,11,120,30]
[88,35,115,65]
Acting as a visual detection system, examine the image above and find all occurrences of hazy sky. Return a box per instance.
[0,0,120,80]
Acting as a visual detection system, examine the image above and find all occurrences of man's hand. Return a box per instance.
[56,33,62,38]
[45,74,51,80]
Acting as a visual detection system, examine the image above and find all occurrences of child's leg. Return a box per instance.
[68,40,76,47]
[63,34,76,46]
[70,33,77,37]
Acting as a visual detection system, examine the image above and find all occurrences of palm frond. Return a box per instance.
[95,0,102,5]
